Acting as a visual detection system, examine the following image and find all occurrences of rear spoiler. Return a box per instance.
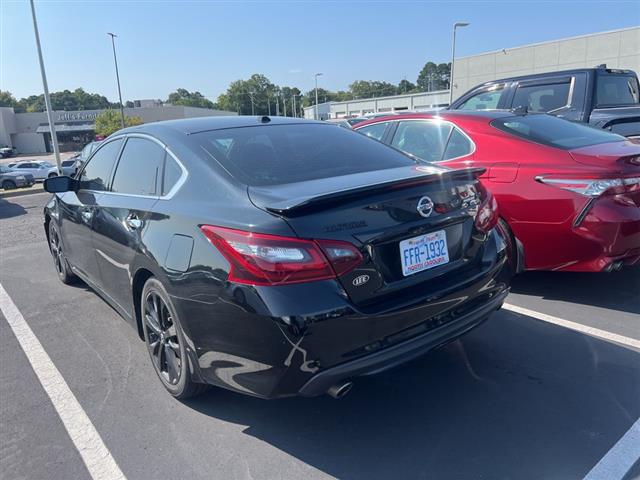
[252,167,486,215]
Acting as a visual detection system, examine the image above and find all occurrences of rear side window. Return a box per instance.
[111,137,165,196]
[391,121,453,162]
[194,123,415,186]
[443,128,473,160]
[457,88,503,110]
[162,156,183,195]
[491,114,625,149]
[512,82,571,112]
[79,139,123,191]
[358,122,388,141]
[596,74,640,106]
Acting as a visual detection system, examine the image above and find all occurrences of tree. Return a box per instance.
[349,80,397,99]
[216,74,280,115]
[12,88,115,113]
[95,109,142,137]
[0,91,21,111]
[166,88,216,109]
[416,62,451,91]
[397,79,417,94]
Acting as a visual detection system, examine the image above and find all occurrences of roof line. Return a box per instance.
[457,26,639,60]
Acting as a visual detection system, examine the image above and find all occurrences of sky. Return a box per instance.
[1,0,639,103]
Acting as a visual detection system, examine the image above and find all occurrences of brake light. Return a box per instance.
[536,176,640,197]
[474,185,499,233]
[200,225,362,286]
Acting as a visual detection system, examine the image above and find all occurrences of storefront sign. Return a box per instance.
[57,112,99,122]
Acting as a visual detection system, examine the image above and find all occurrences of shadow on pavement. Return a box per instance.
[184,311,640,479]
[0,197,27,219]
[510,267,640,315]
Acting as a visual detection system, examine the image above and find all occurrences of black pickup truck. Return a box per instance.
[449,65,640,139]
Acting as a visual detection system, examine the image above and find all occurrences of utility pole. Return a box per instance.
[267,94,271,115]
[314,73,323,120]
[292,95,297,118]
[107,32,126,129]
[248,91,255,115]
[283,95,287,116]
[450,22,470,105]
[29,0,61,175]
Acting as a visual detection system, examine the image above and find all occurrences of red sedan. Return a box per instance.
[354,111,640,272]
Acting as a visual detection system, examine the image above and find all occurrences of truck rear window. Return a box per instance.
[596,74,640,106]
[491,114,625,149]
[194,123,416,186]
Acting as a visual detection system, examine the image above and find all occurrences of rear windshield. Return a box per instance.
[596,74,640,106]
[194,123,416,186]
[491,114,625,149]
[61,160,75,166]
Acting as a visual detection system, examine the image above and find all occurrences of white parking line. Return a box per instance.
[0,283,126,480]
[583,418,640,480]
[503,303,640,350]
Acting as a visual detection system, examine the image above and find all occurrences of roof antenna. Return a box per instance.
[260,116,271,123]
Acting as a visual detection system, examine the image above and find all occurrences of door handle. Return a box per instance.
[125,214,143,230]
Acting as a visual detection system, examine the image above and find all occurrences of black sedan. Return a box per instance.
[43,116,509,399]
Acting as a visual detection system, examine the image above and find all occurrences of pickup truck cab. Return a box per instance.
[449,65,640,139]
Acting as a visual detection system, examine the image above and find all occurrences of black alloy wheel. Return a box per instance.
[48,221,76,284]
[2,180,16,190]
[141,278,207,399]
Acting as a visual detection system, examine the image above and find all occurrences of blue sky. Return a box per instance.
[1,1,638,103]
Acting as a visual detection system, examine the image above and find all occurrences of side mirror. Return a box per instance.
[44,175,77,193]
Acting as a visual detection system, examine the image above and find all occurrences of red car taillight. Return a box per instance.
[200,225,362,286]
[474,185,499,233]
[536,175,640,197]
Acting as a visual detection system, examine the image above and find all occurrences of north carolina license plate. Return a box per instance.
[399,230,450,277]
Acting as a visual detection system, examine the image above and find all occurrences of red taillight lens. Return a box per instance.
[200,225,362,286]
[474,187,499,233]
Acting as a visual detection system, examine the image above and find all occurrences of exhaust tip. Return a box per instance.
[327,381,353,399]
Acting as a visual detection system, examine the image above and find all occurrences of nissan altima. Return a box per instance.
[43,116,509,399]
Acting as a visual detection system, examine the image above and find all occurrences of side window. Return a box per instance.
[111,137,165,196]
[391,121,452,162]
[512,82,570,112]
[79,139,123,191]
[358,122,388,141]
[162,156,183,195]
[457,88,503,110]
[443,128,473,160]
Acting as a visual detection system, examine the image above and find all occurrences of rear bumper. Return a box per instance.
[298,288,508,397]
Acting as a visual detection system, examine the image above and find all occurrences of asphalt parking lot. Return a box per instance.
[1,192,638,480]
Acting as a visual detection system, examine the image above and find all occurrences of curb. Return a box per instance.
[0,185,46,199]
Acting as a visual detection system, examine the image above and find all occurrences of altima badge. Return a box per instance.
[352,274,370,287]
[416,196,434,218]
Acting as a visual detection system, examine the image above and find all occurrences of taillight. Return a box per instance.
[536,176,640,197]
[474,185,499,233]
[200,225,362,286]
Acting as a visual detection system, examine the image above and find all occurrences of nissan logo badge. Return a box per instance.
[416,196,434,218]
[352,274,370,287]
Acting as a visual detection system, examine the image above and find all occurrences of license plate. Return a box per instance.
[399,230,449,277]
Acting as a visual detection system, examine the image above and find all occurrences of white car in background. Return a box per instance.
[8,160,59,181]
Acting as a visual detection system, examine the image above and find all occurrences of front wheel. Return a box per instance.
[48,172,58,178]
[141,277,207,399]
[2,180,16,190]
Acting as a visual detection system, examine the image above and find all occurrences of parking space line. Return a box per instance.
[0,283,127,480]
[583,418,640,480]
[503,303,640,349]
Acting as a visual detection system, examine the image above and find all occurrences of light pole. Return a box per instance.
[107,33,126,129]
[449,22,469,105]
[314,73,323,120]
[248,91,255,115]
[29,0,61,175]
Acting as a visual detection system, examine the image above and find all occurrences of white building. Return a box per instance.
[0,103,237,154]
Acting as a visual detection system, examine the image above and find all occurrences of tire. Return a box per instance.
[141,277,208,399]
[496,218,518,276]
[2,180,16,190]
[48,221,77,284]
[48,172,58,178]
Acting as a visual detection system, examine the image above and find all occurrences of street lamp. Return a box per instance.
[449,21,469,105]
[314,73,323,120]
[107,32,125,128]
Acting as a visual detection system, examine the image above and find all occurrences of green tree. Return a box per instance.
[166,88,216,109]
[95,109,142,137]
[416,62,451,91]
[216,74,280,115]
[349,80,397,99]
[13,88,115,112]
[397,79,417,94]
[0,90,21,111]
